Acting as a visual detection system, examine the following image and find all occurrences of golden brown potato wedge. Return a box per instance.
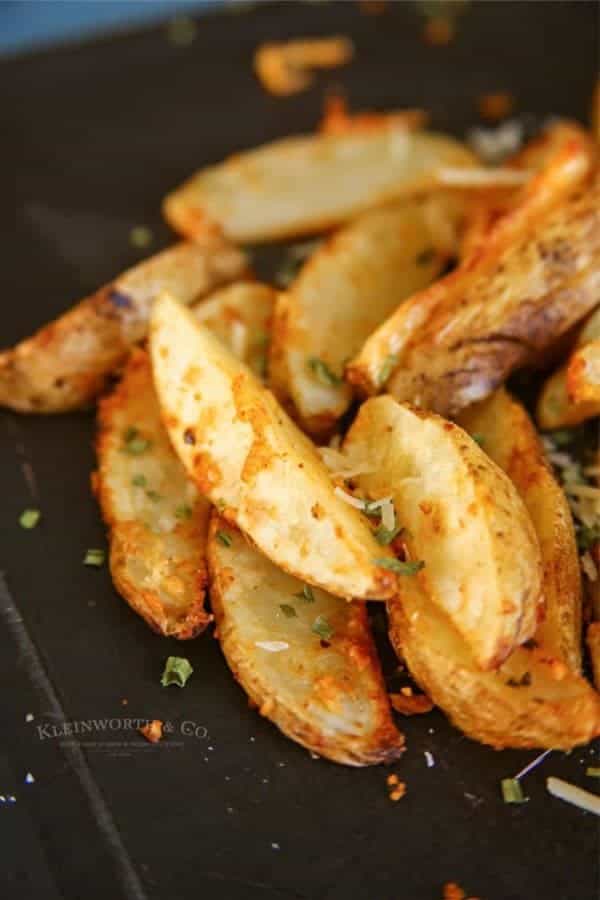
[163,128,477,243]
[95,282,274,637]
[207,515,404,766]
[458,388,582,672]
[0,238,248,413]
[193,281,275,379]
[343,397,542,669]
[390,576,600,749]
[150,294,397,601]
[587,622,600,690]
[269,198,461,437]
[95,349,212,638]
[567,338,600,406]
[347,141,599,417]
[536,306,600,429]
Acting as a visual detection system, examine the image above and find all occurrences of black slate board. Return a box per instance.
[1,3,599,899]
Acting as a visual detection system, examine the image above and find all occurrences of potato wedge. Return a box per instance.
[347,140,599,416]
[587,622,600,690]
[269,198,461,437]
[389,576,600,749]
[207,515,404,765]
[150,294,397,601]
[95,349,212,638]
[537,306,600,429]
[0,238,248,413]
[458,389,582,672]
[567,338,600,406]
[163,128,477,243]
[193,281,275,379]
[343,397,542,669]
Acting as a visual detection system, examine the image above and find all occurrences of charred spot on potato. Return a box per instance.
[183,428,196,445]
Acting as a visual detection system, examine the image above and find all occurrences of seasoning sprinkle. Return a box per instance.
[501,777,527,804]
[279,603,297,618]
[122,427,151,455]
[175,504,192,520]
[217,530,232,547]
[312,615,334,640]
[295,584,315,603]
[83,548,105,567]
[374,557,425,576]
[19,509,40,529]
[308,357,342,386]
[161,656,193,688]
[146,490,162,503]
[132,474,147,487]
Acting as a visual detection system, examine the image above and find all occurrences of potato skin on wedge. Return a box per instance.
[0,238,247,413]
[348,147,599,416]
[95,349,211,638]
[458,389,582,672]
[163,128,477,243]
[344,397,543,669]
[269,198,459,438]
[150,294,397,601]
[207,515,404,766]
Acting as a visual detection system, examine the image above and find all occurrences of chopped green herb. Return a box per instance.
[83,548,105,567]
[549,429,577,448]
[308,357,342,386]
[161,656,193,688]
[374,557,425,576]
[129,225,153,249]
[132,474,147,488]
[577,524,600,552]
[501,778,527,804]
[416,247,435,266]
[166,15,198,46]
[378,354,399,387]
[472,433,486,447]
[312,615,334,641]
[19,509,40,530]
[294,584,315,603]
[217,530,232,547]
[506,672,531,688]
[175,504,192,520]
[586,767,600,778]
[279,603,297,618]
[375,524,404,546]
[145,490,162,503]
[122,427,151,455]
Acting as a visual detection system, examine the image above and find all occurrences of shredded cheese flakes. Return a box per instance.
[318,447,375,479]
[255,640,289,652]
[546,777,600,817]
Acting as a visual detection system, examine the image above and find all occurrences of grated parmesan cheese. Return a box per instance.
[334,486,369,509]
[255,641,289,652]
[547,777,600,816]
[380,498,395,531]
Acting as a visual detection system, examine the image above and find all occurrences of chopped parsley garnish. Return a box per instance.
[145,490,162,503]
[416,247,435,266]
[294,584,315,603]
[216,530,232,547]
[378,354,399,387]
[548,429,577,448]
[312,615,334,640]
[19,509,40,529]
[501,778,527,804]
[161,656,193,688]
[308,357,342,386]
[472,433,486,447]
[577,524,600,552]
[374,557,425,575]
[83,548,105,567]
[279,603,297,618]
[132,474,147,487]
[375,524,404,546]
[586,767,600,778]
[122,427,151,455]
[506,672,531,688]
[175,504,192,520]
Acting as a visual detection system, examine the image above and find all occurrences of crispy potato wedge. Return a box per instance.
[536,306,600,429]
[269,198,461,437]
[193,281,275,379]
[347,142,599,416]
[390,576,600,749]
[95,282,274,637]
[567,337,600,406]
[95,349,212,638]
[150,294,397,601]
[458,389,582,672]
[343,397,542,669]
[0,238,247,413]
[587,622,600,690]
[163,128,477,243]
[207,516,404,765]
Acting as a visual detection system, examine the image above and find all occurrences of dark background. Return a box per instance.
[1,2,599,898]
